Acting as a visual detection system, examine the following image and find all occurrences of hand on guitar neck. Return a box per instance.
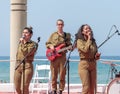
[46,44,72,61]
[49,45,55,51]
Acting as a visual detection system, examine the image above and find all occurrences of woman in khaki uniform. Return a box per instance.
[46,19,72,94]
[75,24,101,94]
[14,27,38,94]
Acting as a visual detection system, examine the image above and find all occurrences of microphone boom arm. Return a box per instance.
[98,30,118,49]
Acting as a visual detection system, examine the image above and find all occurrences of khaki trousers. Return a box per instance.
[50,54,66,91]
[14,65,33,94]
[78,60,96,94]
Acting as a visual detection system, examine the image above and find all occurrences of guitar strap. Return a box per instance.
[64,32,67,46]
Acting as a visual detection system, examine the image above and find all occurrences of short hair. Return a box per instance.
[56,19,64,24]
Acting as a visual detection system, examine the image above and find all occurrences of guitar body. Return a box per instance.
[46,44,65,61]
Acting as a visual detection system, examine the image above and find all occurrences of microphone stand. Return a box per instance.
[98,30,119,49]
[15,37,40,94]
[64,41,76,94]
[96,29,119,94]
[64,51,72,94]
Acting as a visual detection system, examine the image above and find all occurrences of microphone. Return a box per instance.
[19,36,25,44]
[37,37,40,43]
[118,31,120,35]
[22,35,25,39]
[34,37,40,48]
[113,25,120,35]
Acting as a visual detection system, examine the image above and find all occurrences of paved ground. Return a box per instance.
[0,83,107,94]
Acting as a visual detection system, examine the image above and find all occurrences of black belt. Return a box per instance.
[81,58,95,62]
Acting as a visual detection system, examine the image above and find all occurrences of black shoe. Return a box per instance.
[58,90,62,94]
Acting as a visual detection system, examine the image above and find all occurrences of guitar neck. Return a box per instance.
[57,46,72,53]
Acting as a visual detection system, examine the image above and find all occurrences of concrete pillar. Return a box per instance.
[10,0,27,83]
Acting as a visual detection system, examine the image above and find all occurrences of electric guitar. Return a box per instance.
[46,44,72,61]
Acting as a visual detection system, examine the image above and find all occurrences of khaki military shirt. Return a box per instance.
[77,39,97,59]
[46,31,71,48]
[16,40,38,68]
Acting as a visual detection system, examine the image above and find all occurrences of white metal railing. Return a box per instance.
[0,58,120,94]
[0,58,120,83]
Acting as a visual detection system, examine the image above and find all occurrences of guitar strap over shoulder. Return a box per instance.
[64,32,67,45]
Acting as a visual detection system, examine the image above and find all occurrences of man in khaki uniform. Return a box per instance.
[75,24,101,94]
[46,19,72,94]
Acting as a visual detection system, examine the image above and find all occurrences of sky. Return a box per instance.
[0,0,120,56]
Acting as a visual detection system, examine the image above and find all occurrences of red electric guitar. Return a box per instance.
[46,44,72,61]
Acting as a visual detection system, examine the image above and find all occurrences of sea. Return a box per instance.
[0,56,120,84]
